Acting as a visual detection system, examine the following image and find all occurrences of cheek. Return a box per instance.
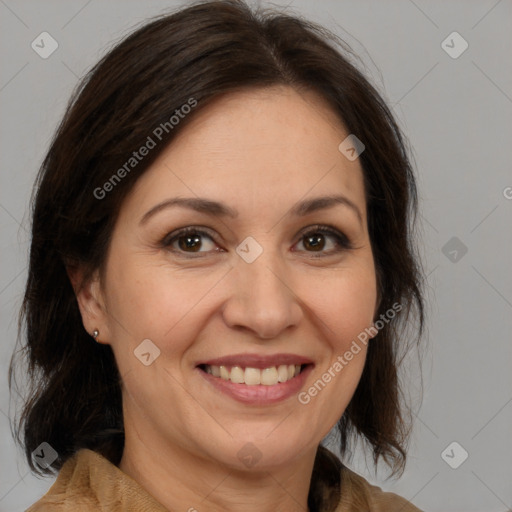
[304,266,377,346]
[301,271,375,424]
[104,255,225,343]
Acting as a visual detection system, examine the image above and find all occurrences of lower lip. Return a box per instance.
[197,365,313,405]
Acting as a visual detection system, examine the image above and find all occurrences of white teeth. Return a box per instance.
[277,365,289,383]
[220,366,229,380]
[261,367,279,386]
[230,366,244,384]
[204,363,304,385]
[244,367,261,385]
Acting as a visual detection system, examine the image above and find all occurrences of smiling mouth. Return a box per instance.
[198,364,309,386]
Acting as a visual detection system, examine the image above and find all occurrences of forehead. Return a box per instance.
[120,86,367,225]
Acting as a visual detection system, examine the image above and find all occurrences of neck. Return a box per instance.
[119,432,316,512]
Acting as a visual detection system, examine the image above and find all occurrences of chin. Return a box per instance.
[202,429,316,473]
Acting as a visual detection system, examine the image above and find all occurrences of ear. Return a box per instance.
[66,264,111,344]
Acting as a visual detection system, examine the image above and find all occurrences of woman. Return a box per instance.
[11,1,425,510]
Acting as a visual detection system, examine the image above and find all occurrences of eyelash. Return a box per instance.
[159,224,353,259]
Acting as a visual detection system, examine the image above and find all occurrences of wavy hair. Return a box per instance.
[10,0,424,479]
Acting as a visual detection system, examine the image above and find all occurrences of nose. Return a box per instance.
[222,250,303,339]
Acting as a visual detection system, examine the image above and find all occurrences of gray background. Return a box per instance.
[1,1,511,511]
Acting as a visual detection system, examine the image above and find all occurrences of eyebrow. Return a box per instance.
[139,194,363,226]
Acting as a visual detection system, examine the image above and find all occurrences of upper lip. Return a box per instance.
[197,353,314,369]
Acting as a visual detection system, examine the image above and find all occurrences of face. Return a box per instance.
[79,86,378,472]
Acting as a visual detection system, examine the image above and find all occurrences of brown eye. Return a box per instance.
[178,233,203,252]
[303,233,326,251]
[294,225,352,256]
[162,227,219,256]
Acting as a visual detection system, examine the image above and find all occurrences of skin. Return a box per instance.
[73,85,378,512]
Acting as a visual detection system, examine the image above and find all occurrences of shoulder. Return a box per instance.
[336,465,424,512]
[26,448,168,512]
[25,450,102,511]
[313,445,423,512]
[26,496,98,511]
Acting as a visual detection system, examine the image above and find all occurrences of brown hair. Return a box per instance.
[10,0,424,480]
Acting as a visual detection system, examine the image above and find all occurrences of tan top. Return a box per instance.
[26,446,423,511]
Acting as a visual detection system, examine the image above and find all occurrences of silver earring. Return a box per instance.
[92,329,99,341]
